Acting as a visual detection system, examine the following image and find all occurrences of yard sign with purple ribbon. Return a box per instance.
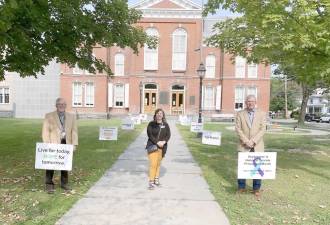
[237,152,277,179]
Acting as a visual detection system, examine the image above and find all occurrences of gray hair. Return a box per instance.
[55,98,66,105]
[245,95,256,101]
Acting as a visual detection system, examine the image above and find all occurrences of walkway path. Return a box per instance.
[56,121,230,225]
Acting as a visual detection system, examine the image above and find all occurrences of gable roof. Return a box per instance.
[130,0,202,18]
[131,0,201,9]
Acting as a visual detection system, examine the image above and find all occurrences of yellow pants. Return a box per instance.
[148,149,162,181]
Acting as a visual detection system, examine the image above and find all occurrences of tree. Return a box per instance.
[270,77,301,114]
[204,0,330,125]
[0,0,155,80]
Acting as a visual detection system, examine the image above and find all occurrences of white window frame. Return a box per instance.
[205,55,216,78]
[203,86,215,110]
[0,87,9,104]
[72,82,83,107]
[235,86,245,110]
[247,63,258,78]
[84,82,95,107]
[235,56,246,78]
[144,28,159,70]
[115,53,125,76]
[172,28,187,71]
[215,85,221,110]
[246,86,258,99]
[114,84,125,108]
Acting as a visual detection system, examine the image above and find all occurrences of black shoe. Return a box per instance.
[45,184,55,194]
[154,177,161,186]
[60,184,72,191]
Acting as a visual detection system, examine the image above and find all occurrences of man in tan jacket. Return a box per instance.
[235,95,266,199]
[42,98,78,193]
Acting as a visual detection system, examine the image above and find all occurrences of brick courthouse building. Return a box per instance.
[60,0,270,117]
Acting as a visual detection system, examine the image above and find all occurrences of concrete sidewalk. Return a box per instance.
[56,121,230,225]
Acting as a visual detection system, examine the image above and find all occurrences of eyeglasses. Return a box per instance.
[56,103,66,106]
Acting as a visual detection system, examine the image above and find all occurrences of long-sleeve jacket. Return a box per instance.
[146,121,171,156]
[235,109,266,152]
[42,111,78,146]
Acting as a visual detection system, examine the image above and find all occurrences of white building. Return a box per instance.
[307,89,330,115]
[0,60,60,118]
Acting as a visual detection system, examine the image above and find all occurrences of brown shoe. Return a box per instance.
[45,184,55,194]
[237,188,247,194]
[253,190,261,201]
[60,184,72,191]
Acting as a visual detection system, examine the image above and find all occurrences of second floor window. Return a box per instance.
[235,56,246,78]
[115,53,124,76]
[248,63,258,78]
[205,55,216,78]
[144,28,159,70]
[172,28,187,71]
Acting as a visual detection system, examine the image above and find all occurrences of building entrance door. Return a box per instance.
[144,84,157,114]
[171,91,184,115]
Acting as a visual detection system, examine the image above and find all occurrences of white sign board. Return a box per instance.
[131,116,141,125]
[139,114,148,122]
[202,131,221,146]
[99,127,118,140]
[190,122,203,132]
[35,142,73,171]
[121,122,134,130]
[179,115,191,126]
[121,118,134,130]
[237,152,277,179]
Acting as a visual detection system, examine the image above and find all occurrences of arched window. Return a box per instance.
[115,53,124,76]
[172,28,187,71]
[205,55,216,78]
[144,28,159,70]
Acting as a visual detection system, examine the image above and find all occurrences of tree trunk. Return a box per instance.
[298,84,313,125]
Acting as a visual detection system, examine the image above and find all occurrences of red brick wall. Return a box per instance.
[60,11,271,116]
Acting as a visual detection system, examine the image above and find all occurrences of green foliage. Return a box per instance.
[0,0,156,80]
[204,0,330,123]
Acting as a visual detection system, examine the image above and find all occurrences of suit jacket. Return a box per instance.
[42,111,78,146]
[235,109,266,152]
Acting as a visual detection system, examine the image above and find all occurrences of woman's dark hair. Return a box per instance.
[153,108,166,123]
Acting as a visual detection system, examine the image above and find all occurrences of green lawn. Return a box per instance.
[0,118,145,225]
[178,123,330,225]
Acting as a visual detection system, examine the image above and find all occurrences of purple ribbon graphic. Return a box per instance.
[250,157,264,177]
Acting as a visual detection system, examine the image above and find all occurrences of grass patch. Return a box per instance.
[0,118,145,225]
[178,123,330,225]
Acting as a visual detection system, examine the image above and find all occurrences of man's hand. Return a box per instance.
[244,140,255,149]
[73,145,77,151]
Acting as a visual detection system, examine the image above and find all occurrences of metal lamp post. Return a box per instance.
[197,62,206,137]
[139,81,143,114]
